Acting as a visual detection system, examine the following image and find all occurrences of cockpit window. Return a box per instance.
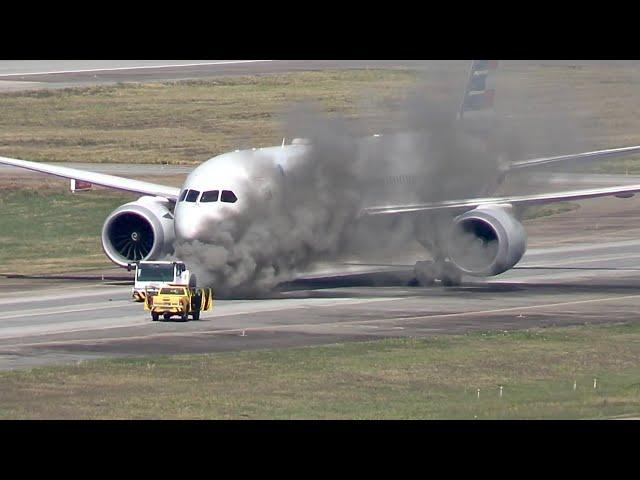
[185,190,200,202]
[221,190,237,203]
[178,189,188,202]
[200,190,219,202]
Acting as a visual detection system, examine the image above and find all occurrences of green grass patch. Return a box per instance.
[522,202,580,220]
[1,322,639,419]
[587,157,640,175]
[0,188,135,273]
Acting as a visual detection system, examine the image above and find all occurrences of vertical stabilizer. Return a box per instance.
[459,60,498,122]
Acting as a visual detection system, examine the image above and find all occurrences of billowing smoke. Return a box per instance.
[174,73,582,297]
[173,105,366,297]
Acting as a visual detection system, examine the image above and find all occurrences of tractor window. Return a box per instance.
[185,190,200,202]
[160,287,186,295]
[137,264,175,281]
[178,189,188,202]
[221,190,238,203]
[200,190,219,202]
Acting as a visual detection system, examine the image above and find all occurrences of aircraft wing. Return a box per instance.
[507,145,640,172]
[361,183,640,217]
[0,156,181,200]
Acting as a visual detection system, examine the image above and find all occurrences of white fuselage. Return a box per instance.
[173,134,496,244]
[174,144,304,242]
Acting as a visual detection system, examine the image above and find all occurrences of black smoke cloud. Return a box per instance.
[173,80,581,297]
[173,104,365,297]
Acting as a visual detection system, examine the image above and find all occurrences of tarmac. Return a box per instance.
[1,179,640,369]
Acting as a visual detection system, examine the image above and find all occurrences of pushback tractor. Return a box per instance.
[144,285,213,322]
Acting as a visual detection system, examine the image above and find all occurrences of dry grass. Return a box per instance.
[522,202,580,220]
[0,70,421,165]
[0,173,186,274]
[2,64,640,167]
[1,322,639,419]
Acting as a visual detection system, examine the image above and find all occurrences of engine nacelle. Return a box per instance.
[101,196,175,267]
[447,205,526,276]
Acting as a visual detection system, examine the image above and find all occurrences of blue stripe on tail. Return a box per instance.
[459,60,498,118]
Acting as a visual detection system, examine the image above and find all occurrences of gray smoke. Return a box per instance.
[174,78,582,298]
[174,105,365,297]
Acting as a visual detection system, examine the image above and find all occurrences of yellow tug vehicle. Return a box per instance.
[144,284,213,322]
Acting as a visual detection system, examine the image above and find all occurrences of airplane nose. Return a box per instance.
[175,212,201,242]
[174,192,243,243]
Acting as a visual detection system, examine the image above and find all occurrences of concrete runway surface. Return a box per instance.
[2,184,640,369]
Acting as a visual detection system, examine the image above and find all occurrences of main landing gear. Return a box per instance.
[413,260,463,287]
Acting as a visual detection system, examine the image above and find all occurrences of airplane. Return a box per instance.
[4,60,640,289]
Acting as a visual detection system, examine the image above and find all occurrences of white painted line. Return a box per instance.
[0,300,133,321]
[0,296,406,342]
[0,317,150,340]
[212,296,403,318]
[526,237,640,254]
[0,60,274,78]
[0,285,130,307]
[4,292,640,349]
[520,252,640,269]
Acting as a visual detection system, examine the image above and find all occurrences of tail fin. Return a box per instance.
[458,60,498,120]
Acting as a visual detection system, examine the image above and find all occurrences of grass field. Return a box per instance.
[1,321,639,419]
[521,202,580,220]
[0,186,135,273]
[2,65,640,169]
[0,70,421,165]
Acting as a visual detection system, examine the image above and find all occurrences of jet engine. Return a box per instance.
[101,196,175,267]
[447,205,526,276]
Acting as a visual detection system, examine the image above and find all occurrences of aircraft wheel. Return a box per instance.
[414,261,436,287]
[440,263,462,287]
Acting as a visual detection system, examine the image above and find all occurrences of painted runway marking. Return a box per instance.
[211,296,403,318]
[530,232,640,249]
[0,296,404,341]
[0,285,130,307]
[519,252,640,268]
[3,292,640,349]
[0,60,274,78]
[0,300,133,320]
[0,318,151,341]
[526,237,640,254]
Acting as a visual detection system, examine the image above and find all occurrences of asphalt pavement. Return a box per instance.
[2,196,640,370]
